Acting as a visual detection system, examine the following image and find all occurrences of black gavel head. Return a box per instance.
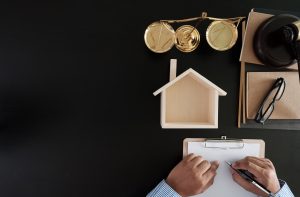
[254,14,300,67]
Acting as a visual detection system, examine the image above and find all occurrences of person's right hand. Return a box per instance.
[232,156,281,197]
[166,153,219,197]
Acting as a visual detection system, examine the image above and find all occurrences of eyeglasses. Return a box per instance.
[144,12,245,53]
[255,78,286,124]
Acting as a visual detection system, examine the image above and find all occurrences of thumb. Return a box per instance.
[210,161,220,171]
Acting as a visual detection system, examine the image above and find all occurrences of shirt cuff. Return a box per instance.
[272,180,294,197]
[147,180,181,197]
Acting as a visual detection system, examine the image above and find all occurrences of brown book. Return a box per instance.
[247,72,300,119]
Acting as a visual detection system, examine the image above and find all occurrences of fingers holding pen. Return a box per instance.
[232,156,281,195]
[232,158,264,178]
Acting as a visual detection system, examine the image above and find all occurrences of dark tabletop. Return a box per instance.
[0,1,299,197]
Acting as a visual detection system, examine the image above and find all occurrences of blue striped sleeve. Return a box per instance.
[273,180,294,197]
[147,180,181,197]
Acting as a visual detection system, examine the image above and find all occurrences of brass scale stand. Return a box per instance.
[144,12,245,53]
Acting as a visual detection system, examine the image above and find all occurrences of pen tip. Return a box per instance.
[225,161,232,165]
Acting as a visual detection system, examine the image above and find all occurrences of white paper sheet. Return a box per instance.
[188,142,260,197]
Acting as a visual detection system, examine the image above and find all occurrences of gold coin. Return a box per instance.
[175,25,200,52]
[206,21,238,51]
[144,21,175,53]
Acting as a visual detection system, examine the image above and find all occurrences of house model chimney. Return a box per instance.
[169,59,177,81]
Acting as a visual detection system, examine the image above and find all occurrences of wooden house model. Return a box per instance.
[153,59,227,128]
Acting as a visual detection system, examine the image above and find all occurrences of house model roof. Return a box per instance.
[153,68,227,96]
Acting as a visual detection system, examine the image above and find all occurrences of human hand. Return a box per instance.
[232,156,281,197]
[166,153,219,197]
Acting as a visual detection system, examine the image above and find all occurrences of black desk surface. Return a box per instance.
[0,1,299,196]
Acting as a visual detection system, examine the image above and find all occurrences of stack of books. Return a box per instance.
[238,8,300,130]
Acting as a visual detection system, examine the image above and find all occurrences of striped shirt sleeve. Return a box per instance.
[147,179,294,197]
[147,180,181,197]
[273,180,294,197]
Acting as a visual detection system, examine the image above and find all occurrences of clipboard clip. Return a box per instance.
[204,136,244,149]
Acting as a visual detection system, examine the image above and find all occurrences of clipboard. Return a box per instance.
[183,136,265,197]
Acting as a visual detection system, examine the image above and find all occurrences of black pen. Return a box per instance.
[226,161,273,196]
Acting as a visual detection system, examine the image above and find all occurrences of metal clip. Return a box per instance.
[204,136,244,149]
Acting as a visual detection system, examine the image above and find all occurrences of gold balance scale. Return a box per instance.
[144,12,245,53]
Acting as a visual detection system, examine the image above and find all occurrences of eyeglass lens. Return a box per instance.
[261,104,274,122]
[262,80,285,110]
[262,89,277,113]
[258,78,285,123]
